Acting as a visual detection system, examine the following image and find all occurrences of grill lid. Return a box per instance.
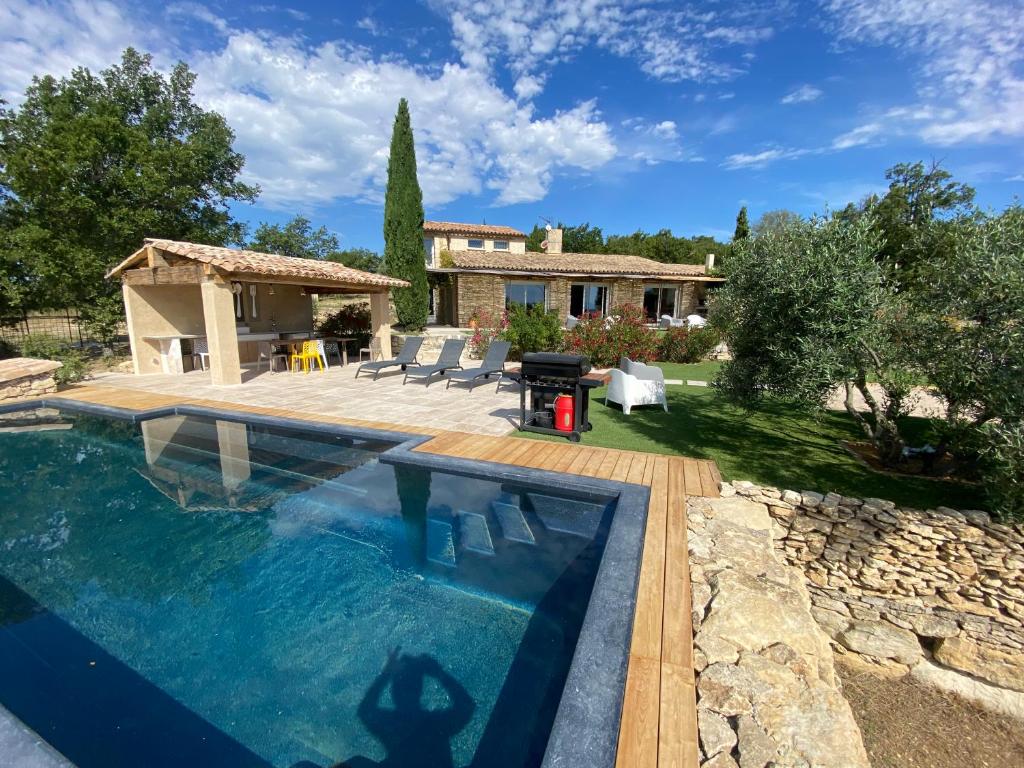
[521,352,592,378]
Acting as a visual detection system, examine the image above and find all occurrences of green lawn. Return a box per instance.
[651,361,723,382]
[521,382,980,510]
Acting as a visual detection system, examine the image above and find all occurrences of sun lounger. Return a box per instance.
[445,341,511,391]
[355,336,423,380]
[402,338,466,386]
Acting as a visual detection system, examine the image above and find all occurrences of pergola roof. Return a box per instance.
[108,239,409,291]
[443,250,716,280]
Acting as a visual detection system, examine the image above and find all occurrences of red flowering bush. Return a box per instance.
[467,306,508,358]
[659,325,721,363]
[563,303,659,367]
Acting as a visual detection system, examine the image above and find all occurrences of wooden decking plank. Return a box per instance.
[595,450,622,481]
[662,460,693,669]
[657,663,698,768]
[615,655,661,768]
[628,455,669,661]
[610,452,635,483]
[565,447,597,475]
[625,454,649,485]
[580,448,611,477]
[681,458,702,497]
[551,446,584,473]
[697,461,717,497]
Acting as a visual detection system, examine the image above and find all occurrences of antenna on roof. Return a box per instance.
[540,216,553,230]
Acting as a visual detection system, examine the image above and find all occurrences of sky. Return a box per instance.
[1,0,1022,252]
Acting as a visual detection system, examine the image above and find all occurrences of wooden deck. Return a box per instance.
[16,384,719,768]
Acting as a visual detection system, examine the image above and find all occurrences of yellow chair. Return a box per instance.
[291,340,324,373]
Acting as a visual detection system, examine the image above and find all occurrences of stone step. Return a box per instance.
[458,510,495,556]
[426,518,457,567]
[493,501,536,545]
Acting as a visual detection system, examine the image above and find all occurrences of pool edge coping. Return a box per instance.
[2,398,649,768]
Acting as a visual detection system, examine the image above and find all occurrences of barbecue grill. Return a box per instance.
[509,352,600,442]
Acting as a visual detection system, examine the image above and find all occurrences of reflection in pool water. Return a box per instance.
[0,411,615,768]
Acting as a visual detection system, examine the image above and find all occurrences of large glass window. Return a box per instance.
[569,283,608,317]
[493,240,509,251]
[643,285,678,321]
[424,237,434,265]
[505,281,547,310]
[468,238,485,249]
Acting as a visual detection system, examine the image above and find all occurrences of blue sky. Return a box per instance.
[2,0,1022,251]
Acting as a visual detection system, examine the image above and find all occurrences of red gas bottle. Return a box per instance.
[554,394,575,433]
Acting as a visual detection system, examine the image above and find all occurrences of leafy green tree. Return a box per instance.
[909,206,1024,515]
[733,206,750,240]
[382,98,427,328]
[561,222,605,253]
[248,215,340,259]
[328,248,382,273]
[713,214,913,465]
[526,224,546,252]
[0,48,257,337]
[752,209,803,237]
[871,160,975,287]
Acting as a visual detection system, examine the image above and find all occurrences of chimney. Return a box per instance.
[544,227,563,255]
[705,253,716,271]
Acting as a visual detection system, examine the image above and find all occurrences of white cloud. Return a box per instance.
[781,84,822,104]
[435,0,778,88]
[821,0,1024,143]
[831,122,883,149]
[722,147,810,170]
[0,0,617,209]
[617,118,696,166]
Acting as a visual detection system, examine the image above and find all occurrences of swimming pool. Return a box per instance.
[0,402,648,768]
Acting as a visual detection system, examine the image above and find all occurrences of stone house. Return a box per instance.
[424,221,723,327]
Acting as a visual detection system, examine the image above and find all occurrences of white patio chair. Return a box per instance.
[314,339,331,369]
[257,341,288,373]
[605,358,669,415]
[192,338,210,371]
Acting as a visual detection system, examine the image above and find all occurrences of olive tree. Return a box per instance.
[712,214,914,465]
[911,206,1024,515]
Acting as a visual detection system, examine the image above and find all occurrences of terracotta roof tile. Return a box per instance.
[423,220,526,237]
[107,239,409,290]
[446,250,709,278]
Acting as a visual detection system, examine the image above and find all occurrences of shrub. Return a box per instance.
[981,421,1024,520]
[563,303,659,367]
[659,325,722,363]
[467,307,507,358]
[316,302,372,347]
[18,334,87,384]
[0,338,17,359]
[501,304,562,359]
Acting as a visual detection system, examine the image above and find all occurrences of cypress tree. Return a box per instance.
[733,206,750,241]
[382,98,428,328]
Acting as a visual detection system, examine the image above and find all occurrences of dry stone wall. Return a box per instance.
[0,358,62,402]
[688,495,870,768]
[723,480,1024,703]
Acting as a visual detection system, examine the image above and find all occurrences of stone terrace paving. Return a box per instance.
[90,362,523,436]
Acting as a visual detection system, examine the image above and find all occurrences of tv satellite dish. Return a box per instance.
[545,224,553,232]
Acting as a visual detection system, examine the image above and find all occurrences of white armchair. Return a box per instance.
[605,358,669,415]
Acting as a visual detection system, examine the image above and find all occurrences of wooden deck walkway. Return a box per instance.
[16,384,719,768]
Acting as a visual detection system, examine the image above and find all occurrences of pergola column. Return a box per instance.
[370,291,393,360]
[200,280,242,385]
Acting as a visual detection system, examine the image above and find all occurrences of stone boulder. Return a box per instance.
[934,636,1024,692]
[836,620,923,666]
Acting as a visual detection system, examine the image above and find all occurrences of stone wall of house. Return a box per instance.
[688,494,870,767]
[456,274,505,327]
[0,358,62,402]
[722,480,1024,713]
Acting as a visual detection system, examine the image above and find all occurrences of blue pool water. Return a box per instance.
[0,409,616,768]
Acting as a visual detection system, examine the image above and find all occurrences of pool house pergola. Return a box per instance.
[107,239,408,385]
